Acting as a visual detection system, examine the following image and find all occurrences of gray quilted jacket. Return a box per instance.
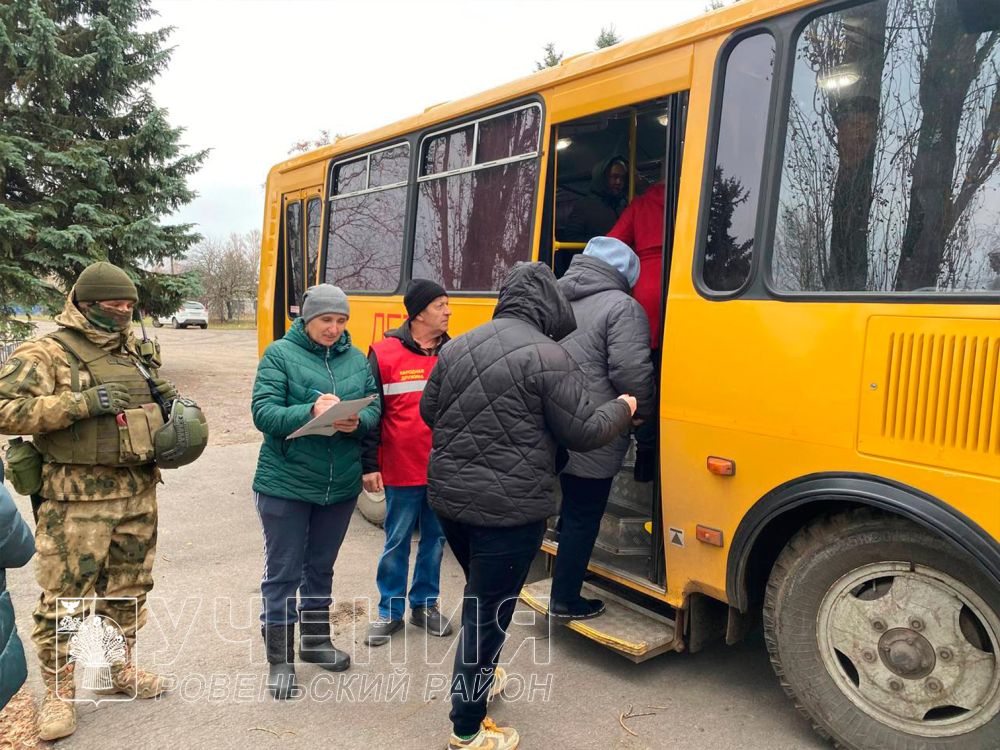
[420,263,633,527]
[558,254,655,479]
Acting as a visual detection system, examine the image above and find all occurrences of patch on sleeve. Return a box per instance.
[0,357,24,382]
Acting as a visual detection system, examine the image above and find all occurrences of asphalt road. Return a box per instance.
[1,326,829,749]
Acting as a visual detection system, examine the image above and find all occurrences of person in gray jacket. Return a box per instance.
[0,459,36,710]
[551,236,655,620]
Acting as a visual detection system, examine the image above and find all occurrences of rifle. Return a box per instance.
[135,310,172,419]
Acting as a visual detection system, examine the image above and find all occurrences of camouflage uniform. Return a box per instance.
[0,295,160,671]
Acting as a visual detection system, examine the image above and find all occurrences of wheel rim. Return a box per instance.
[818,561,1000,737]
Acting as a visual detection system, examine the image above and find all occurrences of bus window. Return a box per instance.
[306,196,322,286]
[772,0,1000,294]
[284,199,304,316]
[413,103,542,291]
[326,143,409,293]
[552,95,677,277]
[702,33,774,293]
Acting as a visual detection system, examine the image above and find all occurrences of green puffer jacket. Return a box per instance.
[251,319,381,505]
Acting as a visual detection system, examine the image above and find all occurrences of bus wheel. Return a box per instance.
[763,510,1000,749]
[356,487,386,528]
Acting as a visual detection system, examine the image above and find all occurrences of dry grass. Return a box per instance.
[0,687,47,750]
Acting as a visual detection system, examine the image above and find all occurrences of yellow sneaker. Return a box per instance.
[487,667,507,702]
[447,717,519,749]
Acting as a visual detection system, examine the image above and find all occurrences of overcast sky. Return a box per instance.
[149,0,708,238]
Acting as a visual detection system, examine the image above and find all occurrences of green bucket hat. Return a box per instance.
[74,262,138,303]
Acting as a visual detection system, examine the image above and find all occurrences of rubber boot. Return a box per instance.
[38,664,77,741]
[263,624,297,700]
[299,610,350,671]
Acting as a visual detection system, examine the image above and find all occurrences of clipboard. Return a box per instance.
[287,394,377,439]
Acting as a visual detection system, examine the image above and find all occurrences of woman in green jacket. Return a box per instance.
[251,284,381,700]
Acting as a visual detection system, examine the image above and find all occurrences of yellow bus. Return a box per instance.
[259,0,1000,746]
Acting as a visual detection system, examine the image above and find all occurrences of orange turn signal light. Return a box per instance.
[707,456,735,476]
[696,525,724,547]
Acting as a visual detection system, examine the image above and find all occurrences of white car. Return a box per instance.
[154,301,208,329]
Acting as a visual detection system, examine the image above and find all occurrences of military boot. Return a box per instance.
[38,664,77,741]
[100,644,170,699]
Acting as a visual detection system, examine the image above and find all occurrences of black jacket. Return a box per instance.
[561,156,628,242]
[360,321,448,475]
[558,254,655,478]
[420,263,632,527]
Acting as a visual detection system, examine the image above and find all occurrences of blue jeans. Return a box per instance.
[375,485,445,620]
[255,492,356,625]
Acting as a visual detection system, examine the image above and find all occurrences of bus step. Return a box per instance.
[519,579,678,663]
[594,503,652,556]
[607,468,654,516]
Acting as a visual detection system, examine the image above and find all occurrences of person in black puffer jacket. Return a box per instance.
[551,236,655,621]
[420,262,636,750]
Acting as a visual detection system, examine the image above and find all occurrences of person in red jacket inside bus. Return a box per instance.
[608,181,665,483]
[362,279,454,647]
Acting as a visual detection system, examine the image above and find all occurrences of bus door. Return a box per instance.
[545,91,688,591]
[281,186,324,319]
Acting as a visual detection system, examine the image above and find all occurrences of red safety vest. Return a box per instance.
[371,336,437,486]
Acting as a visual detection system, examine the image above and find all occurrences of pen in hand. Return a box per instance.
[311,389,340,418]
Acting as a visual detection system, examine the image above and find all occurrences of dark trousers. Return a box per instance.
[551,473,614,604]
[255,491,356,625]
[439,516,546,736]
[634,348,662,453]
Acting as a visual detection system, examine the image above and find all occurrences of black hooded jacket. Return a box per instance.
[420,263,633,527]
[562,156,628,242]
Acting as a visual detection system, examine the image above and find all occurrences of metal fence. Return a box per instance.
[0,340,23,367]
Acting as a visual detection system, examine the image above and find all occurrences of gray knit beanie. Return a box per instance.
[301,284,349,323]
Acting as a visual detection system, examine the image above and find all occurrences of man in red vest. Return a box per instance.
[363,279,454,646]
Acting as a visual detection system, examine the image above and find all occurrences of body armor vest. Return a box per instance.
[33,329,164,467]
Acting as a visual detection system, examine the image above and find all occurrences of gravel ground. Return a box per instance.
[0,325,828,750]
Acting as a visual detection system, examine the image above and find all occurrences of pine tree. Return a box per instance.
[534,42,563,71]
[0,0,207,336]
[595,26,622,49]
[705,166,753,291]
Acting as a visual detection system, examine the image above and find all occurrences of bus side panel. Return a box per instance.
[660,38,999,609]
[658,303,1000,609]
[346,297,500,355]
[257,176,282,357]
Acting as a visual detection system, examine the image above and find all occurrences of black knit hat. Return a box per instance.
[404,279,447,318]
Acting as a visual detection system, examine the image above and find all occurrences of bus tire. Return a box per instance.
[356,487,386,528]
[763,509,1000,750]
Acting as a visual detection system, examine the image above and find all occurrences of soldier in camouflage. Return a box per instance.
[0,262,175,741]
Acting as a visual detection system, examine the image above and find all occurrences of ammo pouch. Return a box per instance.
[33,329,163,468]
[5,437,43,495]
